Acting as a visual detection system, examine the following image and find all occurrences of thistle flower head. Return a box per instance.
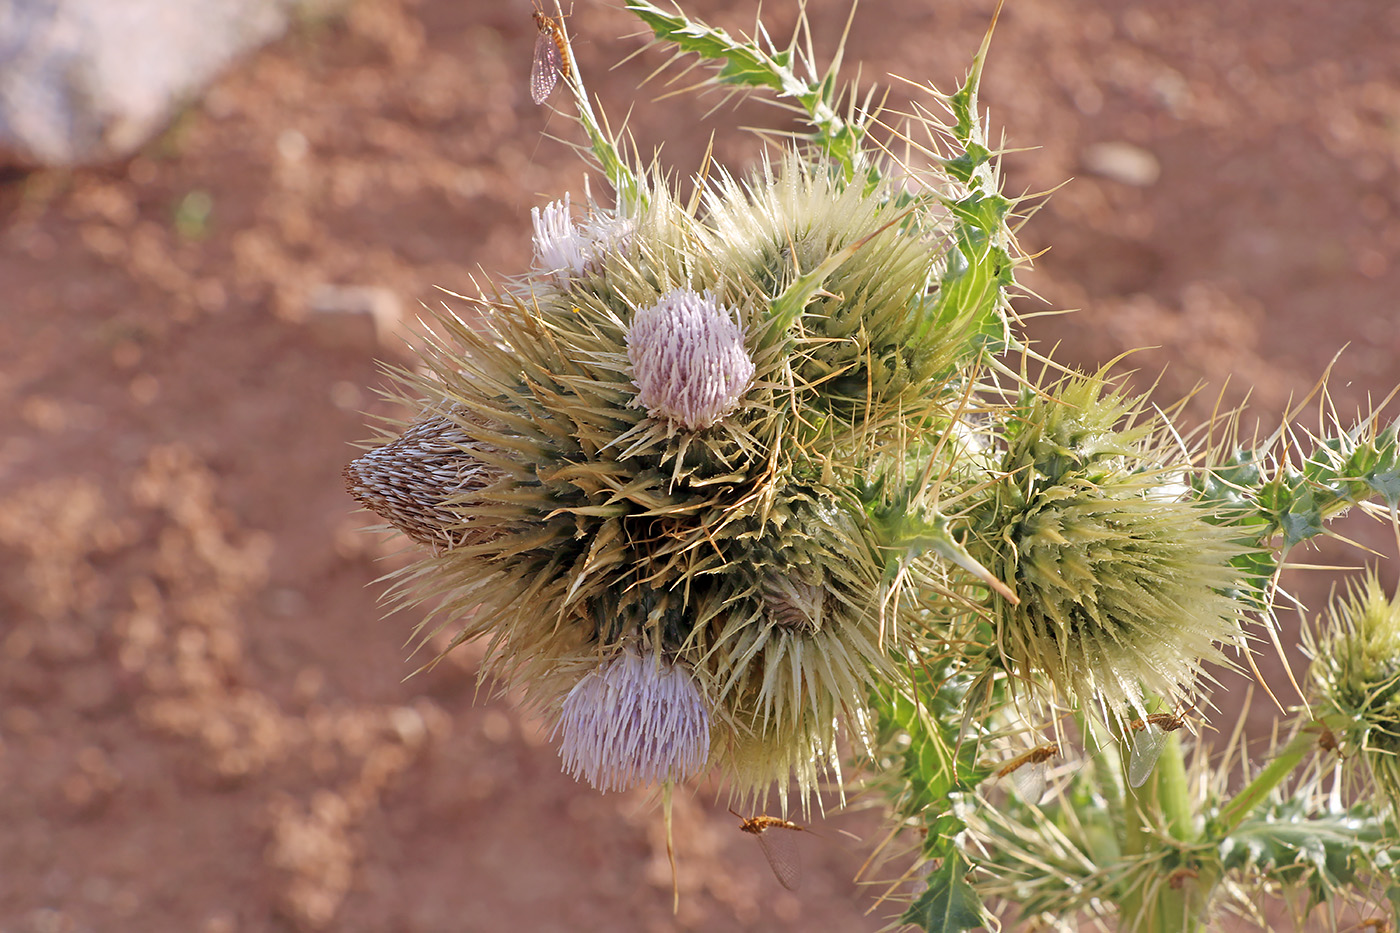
[1308,571,1400,809]
[967,374,1252,715]
[626,287,755,431]
[531,193,585,277]
[556,644,711,793]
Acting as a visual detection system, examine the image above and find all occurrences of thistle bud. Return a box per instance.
[969,375,1251,714]
[1308,572,1400,809]
[626,287,755,431]
[556,645,711,793]
[761,573,826,633]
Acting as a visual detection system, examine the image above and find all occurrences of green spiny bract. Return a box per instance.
[961,372,1254,716]
[345,153,997,797]
[1308,572,1400,812]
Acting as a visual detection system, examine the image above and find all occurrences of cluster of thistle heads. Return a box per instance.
[336,2,1400,819]
[344,155,978,798]
[342,128,1286,803]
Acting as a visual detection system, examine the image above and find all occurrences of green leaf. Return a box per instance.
[902,854,987,933]
[625,0,862,178]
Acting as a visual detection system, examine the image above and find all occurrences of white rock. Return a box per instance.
[0,0,343,167]
[305,284,404,349]
[1082,141,1162,188]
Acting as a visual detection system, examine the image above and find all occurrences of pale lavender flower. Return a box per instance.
[626,287,755,431]
[531,194,634,282]
[556,645,710,793]
[581,212,634,259]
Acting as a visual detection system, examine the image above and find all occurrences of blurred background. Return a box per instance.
[1,0,1397,930]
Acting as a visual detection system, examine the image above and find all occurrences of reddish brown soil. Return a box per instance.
[1,1,1397,931]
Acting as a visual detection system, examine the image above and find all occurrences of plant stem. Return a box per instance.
[1149,734,1196,933]
[1154,733,1194,842]
[1215,716,1340,834]
[1118,719,1200,933]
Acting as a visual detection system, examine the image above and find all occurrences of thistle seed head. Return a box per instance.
[556,644,711,793]
[343,412,508,550]
[626,287,755,431]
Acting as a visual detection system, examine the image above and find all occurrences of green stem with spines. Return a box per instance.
[1214,713,1350,836]
[624,0,865,180]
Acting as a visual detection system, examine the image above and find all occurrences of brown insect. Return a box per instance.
[1315,721,1340,754]
[530,7,571,105]
[1166,867,1198,890]
[1127,708,1190,789]
[994,742,1060,803]
[1358,919,1392,933]
[730,808,806,891]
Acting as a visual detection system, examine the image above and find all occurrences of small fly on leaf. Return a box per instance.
[530,7,571,105]
[994,742,1059,803]
[729,808,805,891]
[1127,709,1190,788]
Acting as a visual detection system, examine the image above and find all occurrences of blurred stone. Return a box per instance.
[0,0,349,167]
[1082,141,1162,187]
[305,284,404,349]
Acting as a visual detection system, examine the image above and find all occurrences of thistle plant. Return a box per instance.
[1307,573,1400,810]
[344,2,1400,930]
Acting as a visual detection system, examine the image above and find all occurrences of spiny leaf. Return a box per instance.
[625,0,860,176]
[902,853,987,933]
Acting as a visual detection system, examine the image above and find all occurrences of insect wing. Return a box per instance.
[752,821,802,891]
[1128,727,1167,788]
[1012,759,1048,804]
[530,24,561,104]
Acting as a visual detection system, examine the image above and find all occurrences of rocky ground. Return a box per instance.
[1,0,1397,930]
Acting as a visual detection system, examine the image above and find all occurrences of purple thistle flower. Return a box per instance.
[556,645,710,793]
[626,287,755,431]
